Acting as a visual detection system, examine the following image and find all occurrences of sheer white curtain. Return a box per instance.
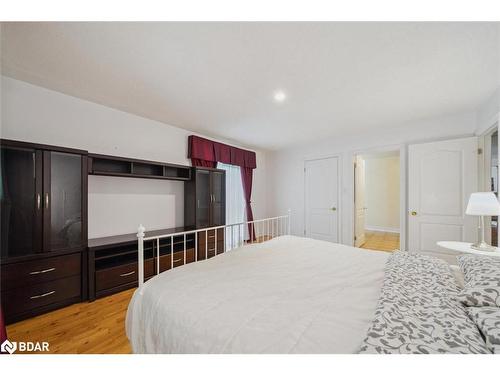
[217,162,246,249]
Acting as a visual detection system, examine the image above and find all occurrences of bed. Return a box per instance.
[126,235,495,354]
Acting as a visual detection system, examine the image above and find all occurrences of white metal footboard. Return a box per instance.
[136,210,291,286]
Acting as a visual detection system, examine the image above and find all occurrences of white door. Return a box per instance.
[305,157,339,242]
[354,155,366,247]
[408,137,478,257]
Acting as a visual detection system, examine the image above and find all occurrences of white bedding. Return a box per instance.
[126,235,389,353]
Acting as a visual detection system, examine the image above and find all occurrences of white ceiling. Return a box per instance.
[1,22,499,150]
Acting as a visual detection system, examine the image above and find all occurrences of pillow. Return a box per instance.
[467,307,500,354]
[449,264,465,288]
[458,254,500,307]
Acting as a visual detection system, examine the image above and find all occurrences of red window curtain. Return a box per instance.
[241,167,256,239]
[188,135,256,235]
[188,136,218,168]
[188,135,256,169]
[191,159,217,168]
[0,306,6,345]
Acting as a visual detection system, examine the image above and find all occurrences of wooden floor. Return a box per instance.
[6,288,134,354]
[359,230,400,252]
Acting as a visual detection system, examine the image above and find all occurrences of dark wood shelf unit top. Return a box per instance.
[88,153,191,181]
[88,226,197,250]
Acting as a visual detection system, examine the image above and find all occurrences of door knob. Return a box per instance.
[331,207,337,211]
[410,211,417,216]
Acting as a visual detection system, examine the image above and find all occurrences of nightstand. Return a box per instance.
[436,241,500,257]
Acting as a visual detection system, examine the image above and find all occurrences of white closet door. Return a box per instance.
[408,137,478,258]
[354,155,366,247]
[305,157,339,243]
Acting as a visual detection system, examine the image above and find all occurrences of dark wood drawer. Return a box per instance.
[158,248,195,272]
[95,259,154,292]
[1,253,81,291]
[2,275,81,316]
[197,239,224,260]
[198,228,224,245]
[173,248,195,268]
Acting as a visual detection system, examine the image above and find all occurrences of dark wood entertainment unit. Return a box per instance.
[0,138,226,323]
[87,227,225,300]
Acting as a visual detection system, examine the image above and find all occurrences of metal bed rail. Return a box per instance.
[137,210,291,286]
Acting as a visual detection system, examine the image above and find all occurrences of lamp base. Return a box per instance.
[470,241,497,252]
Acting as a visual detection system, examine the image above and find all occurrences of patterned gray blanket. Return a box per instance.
[358,252,490,354]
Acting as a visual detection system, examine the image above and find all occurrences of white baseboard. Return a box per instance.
[364,225,400,234]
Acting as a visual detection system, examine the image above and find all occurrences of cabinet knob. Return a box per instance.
[331,207,337,211]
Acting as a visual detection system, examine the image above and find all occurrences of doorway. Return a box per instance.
[482,126,499,247]
[354,151,400,252]
[304,156,340,243]
[489,129,498,246]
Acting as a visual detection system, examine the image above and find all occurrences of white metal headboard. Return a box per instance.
[136,210,291,286]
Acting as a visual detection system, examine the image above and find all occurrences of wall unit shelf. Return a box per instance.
[2,139,227,321]
[87,227,205,300]
[1,139,88,324]
[88,154,191,181]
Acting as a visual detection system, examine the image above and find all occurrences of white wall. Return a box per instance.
[88,176,184,237]
[266,111,478,248]
[475,87,500,135]
[363,155,400,232]
[0,76,268,238]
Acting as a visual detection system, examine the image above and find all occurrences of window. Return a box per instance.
[217,163,246,249]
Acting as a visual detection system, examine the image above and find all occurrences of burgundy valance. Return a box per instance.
[188,135,256,169]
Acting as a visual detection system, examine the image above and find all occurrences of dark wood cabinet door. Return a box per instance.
[210,171,225,226]
[0,146,43,259]
[195,169,211,228]
[43,151,83,252]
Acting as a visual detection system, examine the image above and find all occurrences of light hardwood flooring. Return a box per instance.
[6,288,134,354]
[359,230,400,252]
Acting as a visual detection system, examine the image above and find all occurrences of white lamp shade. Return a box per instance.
[465,192,500,216]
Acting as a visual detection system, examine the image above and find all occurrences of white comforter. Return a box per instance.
[126,235,389,353]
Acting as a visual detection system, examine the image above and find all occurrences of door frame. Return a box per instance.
[352,144,407,250]
[477,111,500,244]
[303,154,342,243]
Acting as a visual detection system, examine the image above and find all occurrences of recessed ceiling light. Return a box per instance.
[273,90,287,103]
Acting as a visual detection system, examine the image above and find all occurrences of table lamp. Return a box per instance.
[466,192,500,251]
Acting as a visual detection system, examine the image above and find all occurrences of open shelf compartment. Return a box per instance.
[89,154,191,181]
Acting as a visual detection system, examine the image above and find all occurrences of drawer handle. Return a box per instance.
[36,193,41,210]
[208,235,215,239]
[119,271,135,277]
[208,248,216,252]
[173,258,183,263]
[29,267,56,275]
[30,290,55,299]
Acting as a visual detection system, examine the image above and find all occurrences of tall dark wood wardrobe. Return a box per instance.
[184,167,226,260]
[0,140,88,324]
